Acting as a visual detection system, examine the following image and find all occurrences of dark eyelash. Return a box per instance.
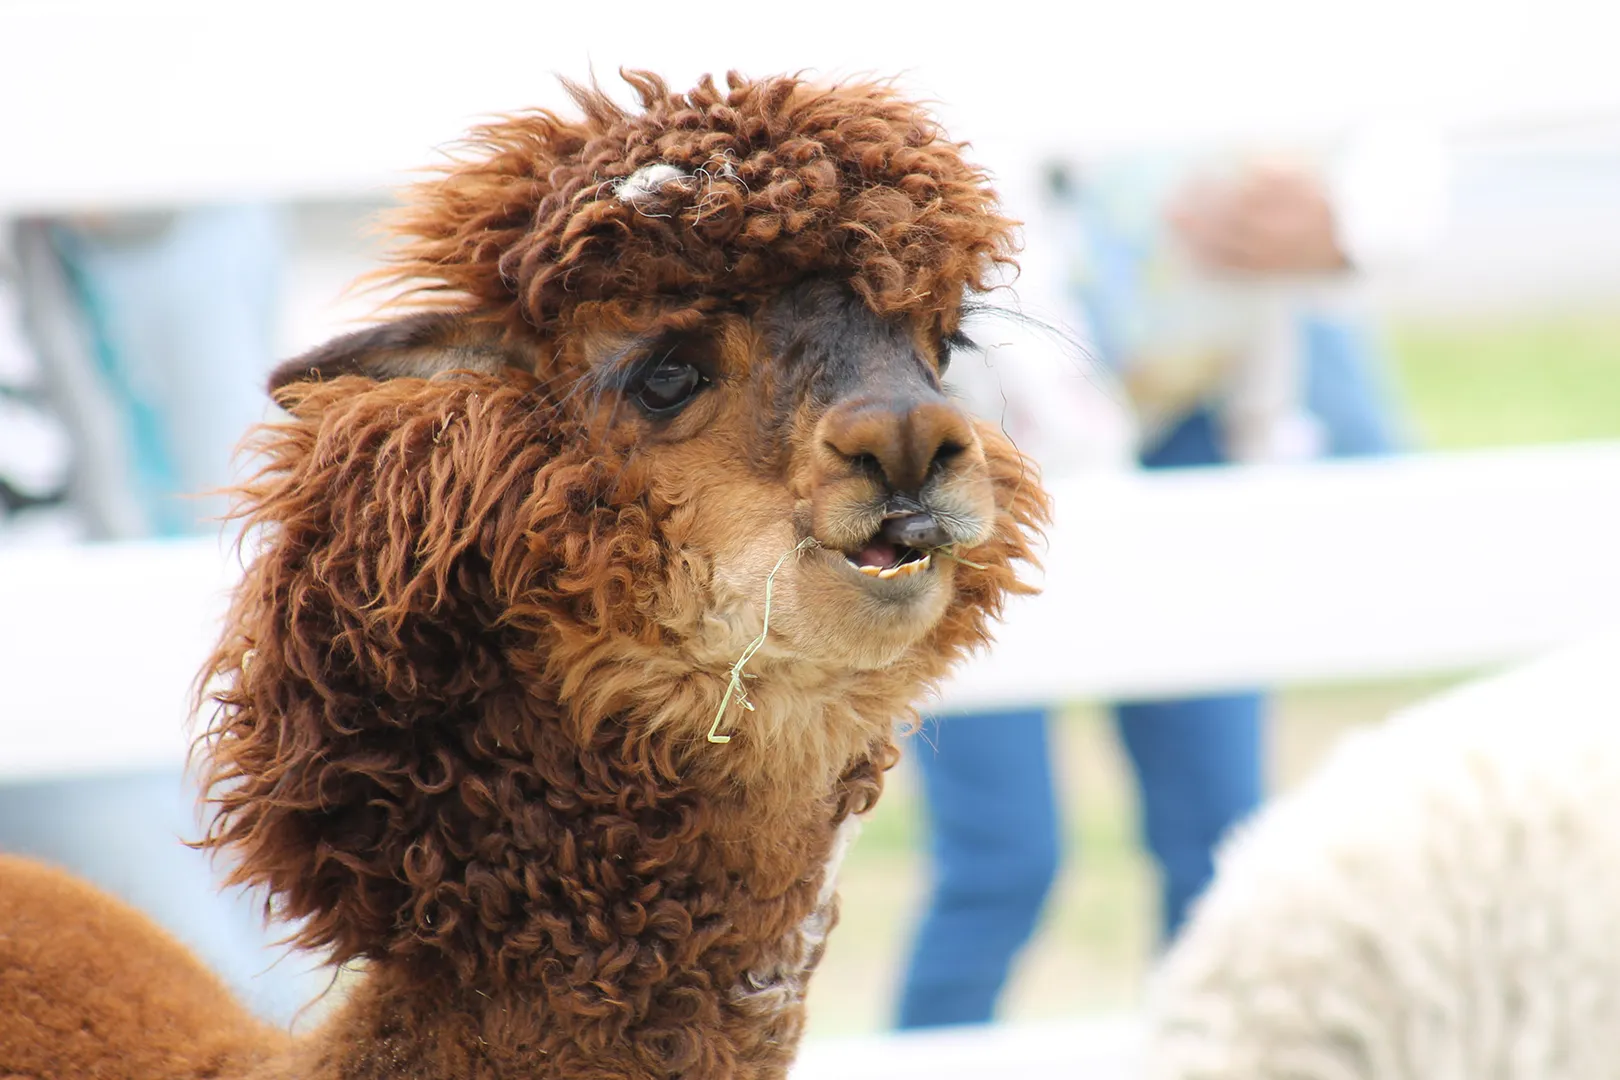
[593,343,661,396]
[594,332,706,393]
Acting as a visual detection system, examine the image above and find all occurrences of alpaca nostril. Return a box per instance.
[879,512,951,550]
[930,440,966,474]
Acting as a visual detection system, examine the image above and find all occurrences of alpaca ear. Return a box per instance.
[268,311,519,397]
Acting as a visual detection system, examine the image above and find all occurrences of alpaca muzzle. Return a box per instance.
[809,397,995,584]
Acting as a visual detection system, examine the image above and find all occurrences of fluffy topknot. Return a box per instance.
[386,70,1019,335]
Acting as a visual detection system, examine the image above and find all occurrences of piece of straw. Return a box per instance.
[935,545,989,570]
[706,536,821,744]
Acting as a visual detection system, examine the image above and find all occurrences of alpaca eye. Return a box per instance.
[939,330,975,378]
[634,359,707,416]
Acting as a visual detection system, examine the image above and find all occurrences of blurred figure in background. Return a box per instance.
[10,206,278,537]
[900,131,1446,1029]
[0,206,326,1024]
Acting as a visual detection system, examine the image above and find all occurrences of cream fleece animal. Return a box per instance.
[1144,632,1620,1080]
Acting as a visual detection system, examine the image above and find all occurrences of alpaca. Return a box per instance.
[0,72,1046,1080]
[1141,633,1620,1079]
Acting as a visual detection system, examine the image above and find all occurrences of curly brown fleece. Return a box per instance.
[0,72,1045,1080]
[387,70,1016,340]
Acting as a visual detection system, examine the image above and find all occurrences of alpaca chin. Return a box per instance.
[705,528,956,673]
[776,553,956,671]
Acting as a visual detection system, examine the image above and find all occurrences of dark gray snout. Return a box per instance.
[879,512,952,550]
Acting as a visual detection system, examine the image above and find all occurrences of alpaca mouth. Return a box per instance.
[842,541,933,580]
[839,511,949,580]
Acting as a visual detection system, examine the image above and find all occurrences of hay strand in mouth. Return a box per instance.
[934,545,989,570]
[706,536,821,745]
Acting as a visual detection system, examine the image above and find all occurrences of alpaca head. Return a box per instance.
[201,72,1046,978]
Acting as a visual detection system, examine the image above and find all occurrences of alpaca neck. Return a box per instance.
[294,760,876,1080]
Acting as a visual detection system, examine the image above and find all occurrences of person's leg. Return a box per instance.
[1300,314,1409,458]
[1137,406,1229,471]
[897,708,1060,1028]
[1116,407,1266,941]
[1114,694,1264,939]
[1111,320,1400,941]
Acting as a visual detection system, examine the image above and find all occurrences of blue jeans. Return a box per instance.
[897,315,1402,1029]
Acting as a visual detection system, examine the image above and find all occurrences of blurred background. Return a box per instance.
[2,0,1619,1052]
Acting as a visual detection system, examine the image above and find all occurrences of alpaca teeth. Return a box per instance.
[851,553,932,579]
[875,553,932,580]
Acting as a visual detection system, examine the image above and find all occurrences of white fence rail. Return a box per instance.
[937,440,1620,709]
[789,1017,1141,1080]
[5,441,1619,783]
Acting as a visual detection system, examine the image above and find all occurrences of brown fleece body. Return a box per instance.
[0,72,1046,1079]
[0,855,286,1080]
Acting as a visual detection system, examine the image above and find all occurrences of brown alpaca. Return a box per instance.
[0,72,1047,1079]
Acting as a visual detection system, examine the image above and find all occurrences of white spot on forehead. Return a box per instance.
[615,163,695,209]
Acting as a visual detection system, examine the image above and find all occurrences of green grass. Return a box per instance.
[1390,313,1620,450]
